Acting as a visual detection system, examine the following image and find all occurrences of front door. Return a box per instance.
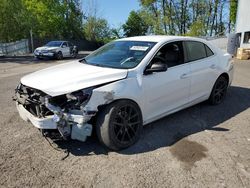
[142,41,191,123]
[61,42,70,57]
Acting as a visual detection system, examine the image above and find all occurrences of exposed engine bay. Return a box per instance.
[14,83,95,142]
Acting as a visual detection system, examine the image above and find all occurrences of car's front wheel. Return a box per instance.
[96,100,143,150]
[56,51,63,60]
[209,76,228,105]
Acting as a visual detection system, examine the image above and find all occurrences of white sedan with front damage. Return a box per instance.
[14,36,234,150]
[34,41,78,60]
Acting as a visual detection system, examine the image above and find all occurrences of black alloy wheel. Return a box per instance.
[96,100,143,150]
[56,51,63,60]
[111,104,141,145]
[209,76,228,105]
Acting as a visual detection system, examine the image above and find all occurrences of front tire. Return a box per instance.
[96,100,143,150]
[209,76,228,105]
[56,51,63,60]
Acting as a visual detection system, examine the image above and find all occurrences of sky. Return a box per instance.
[82,0,141,28]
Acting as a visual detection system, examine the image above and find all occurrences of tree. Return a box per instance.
[110,25,124,39]
[0,0,84,42]
[0,0,27,42]
[83,17,111,42]
[138,0,231,37]
[186,20,206,36]
[23,0,83,39]
[123,11,149,37]
[229,0,238,32]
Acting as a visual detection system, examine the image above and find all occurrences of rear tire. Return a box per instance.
[209,76,228,105]
[72,50,78,58]
[96,100,143,150]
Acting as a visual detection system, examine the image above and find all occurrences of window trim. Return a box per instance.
[144,40,189,72]
[204,44,214,57]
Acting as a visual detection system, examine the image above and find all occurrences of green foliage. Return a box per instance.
[0,0,27,42]
[83,17,111,42]
[230,0,238,24]
[123,11,149,37]
[186,20,206,36]
[138,0,230,37]
[0,0,84,42]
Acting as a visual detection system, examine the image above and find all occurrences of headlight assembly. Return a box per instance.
[48,87,94,112]
[66,87,93,108]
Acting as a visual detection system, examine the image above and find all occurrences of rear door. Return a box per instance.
[184,41,218,102]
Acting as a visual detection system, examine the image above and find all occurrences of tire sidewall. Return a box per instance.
[56,51,63,60]
[210,76,228,105]
[96,100,143,150]
[109,101,142,149]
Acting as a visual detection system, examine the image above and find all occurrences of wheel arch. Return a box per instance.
[97,98,143,117]
[219,72,229,85]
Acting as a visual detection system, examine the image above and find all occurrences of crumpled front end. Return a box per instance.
[14,83,95,142]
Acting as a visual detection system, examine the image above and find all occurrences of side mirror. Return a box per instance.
[62,45,67,48]
[144,62,168,75]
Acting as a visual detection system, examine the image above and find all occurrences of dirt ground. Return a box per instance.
[0,56,249,188]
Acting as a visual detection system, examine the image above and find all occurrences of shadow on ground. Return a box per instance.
[51,86,250,156]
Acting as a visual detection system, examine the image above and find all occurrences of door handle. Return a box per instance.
[210,64,216,69]
[180,73,188,79]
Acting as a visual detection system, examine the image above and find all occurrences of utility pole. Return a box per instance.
[30,29,34,52]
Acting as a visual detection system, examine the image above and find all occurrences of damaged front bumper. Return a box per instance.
[16,102,57,129]
[16,101,93,142]
[15,83,95,142]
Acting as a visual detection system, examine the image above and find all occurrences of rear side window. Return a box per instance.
[185,41,207,62]
[205,45,214,57]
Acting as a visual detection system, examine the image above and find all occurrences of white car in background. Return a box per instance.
[0,48,4,57]
[34,41,78,60]
[15,36,234,150]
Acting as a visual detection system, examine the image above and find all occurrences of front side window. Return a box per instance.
[82,41,156,69]
[154,41,185,68]
[185,41,207,62]
[62,42,68,47]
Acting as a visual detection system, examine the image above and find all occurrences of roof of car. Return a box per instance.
[118,35,206,43]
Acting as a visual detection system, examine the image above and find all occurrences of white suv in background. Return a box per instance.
[15,36,234,150]
[34,41,78,60]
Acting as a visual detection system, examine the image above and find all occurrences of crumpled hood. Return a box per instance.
[21,61,128,96]
[35,46,59,51]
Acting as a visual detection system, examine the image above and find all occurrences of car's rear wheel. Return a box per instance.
[72,50,78,58]
[56,51,63,60]
[96,100,143,150]
[209,76,228,105]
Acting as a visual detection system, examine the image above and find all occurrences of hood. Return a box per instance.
[35,46,59,51]
[21,61,128,96]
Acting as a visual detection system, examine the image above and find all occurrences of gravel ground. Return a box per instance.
[0,57,249,188]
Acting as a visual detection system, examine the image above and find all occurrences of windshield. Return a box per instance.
[45,41,63,47]
[82,41,156,69]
